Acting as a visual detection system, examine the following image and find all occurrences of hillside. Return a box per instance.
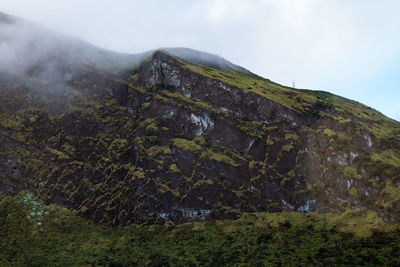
[2,46,400,225]
[1,191,400,265]
[1,11,400,227]
[2,10,400,265]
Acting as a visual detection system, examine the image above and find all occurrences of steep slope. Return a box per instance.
[1,12,400,226]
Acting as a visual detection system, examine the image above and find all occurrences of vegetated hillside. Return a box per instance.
[1,191,400,266]
[1,11,400,228]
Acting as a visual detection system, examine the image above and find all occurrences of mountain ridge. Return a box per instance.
[1,11,400,226]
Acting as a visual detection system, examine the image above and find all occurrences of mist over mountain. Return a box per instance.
[1,10,400,266]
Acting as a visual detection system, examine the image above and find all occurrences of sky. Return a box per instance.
[1,0,399,121]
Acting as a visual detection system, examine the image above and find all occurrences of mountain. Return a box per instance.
[1,11,400,229]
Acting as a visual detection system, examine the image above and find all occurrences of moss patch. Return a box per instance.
[200,149,238,166]
[172,138,203,152]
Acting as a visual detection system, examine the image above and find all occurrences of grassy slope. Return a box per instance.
[1,192,399,266]
[182,59,318,112]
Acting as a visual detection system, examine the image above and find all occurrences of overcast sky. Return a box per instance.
[1,0,400,121]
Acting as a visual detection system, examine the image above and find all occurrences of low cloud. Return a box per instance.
[0,13,63,77]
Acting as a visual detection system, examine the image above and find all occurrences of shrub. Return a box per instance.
[145,126,158,136]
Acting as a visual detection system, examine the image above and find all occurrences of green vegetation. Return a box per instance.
[240,125,254,134]
[172,138,203,152]
[183,62,318,112]
[145,125,158,136]
[371,150,400,168]
[1,192,400,266]
[322,127,336,138]
[282,144,294,152]
[284,133,299,141]
[169,163,180,173]
[142,102,152,108]
[159,89,226,115]
[155,83,177,92]
[342,166,362,180]
[147,145,172,157]
[2,48,400,266]
[200,149,238,166]
[266,136,274,145]
[303,89,400,141]
[349,186,359,197]
[193,135,206,145]
[319,126,351,145]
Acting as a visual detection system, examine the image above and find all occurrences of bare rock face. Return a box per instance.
[138,51,182,87]
[1,46,400,225]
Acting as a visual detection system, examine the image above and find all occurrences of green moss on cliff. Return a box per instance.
[342,166,362,180]
[371,150,400,168]
[147,146,172,157]
[172,138,203,152]
[183,63,318,112]
[200,149,238,166]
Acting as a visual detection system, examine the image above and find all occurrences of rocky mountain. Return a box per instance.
[1,11,400,226]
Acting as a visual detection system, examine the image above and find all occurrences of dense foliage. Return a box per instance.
[1,192,399,266]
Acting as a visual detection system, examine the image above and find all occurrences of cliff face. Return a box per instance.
[1,15,400,225]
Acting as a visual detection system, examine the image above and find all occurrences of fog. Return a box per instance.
[0,1,400,120]
[0,13,51,74]
[0,12,89,77]
[0,11,146,84]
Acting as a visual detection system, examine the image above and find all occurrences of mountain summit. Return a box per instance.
[1,12,400,226]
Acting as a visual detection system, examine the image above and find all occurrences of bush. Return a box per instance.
[145,126,158,136]
[155,83,176,93]
[240,126,254,134]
